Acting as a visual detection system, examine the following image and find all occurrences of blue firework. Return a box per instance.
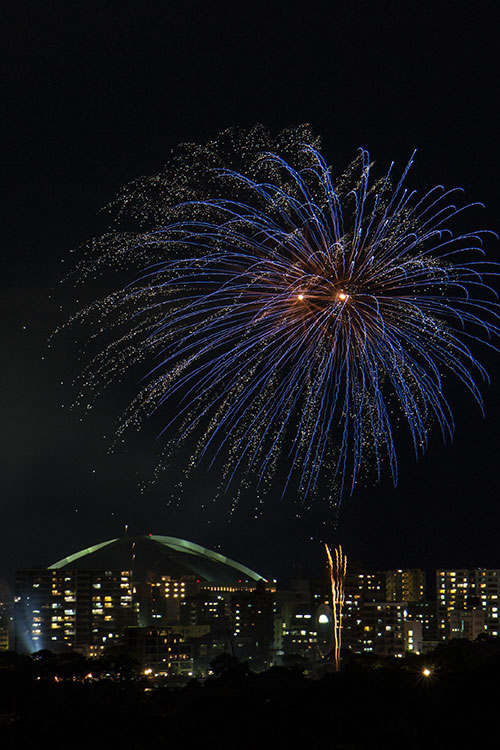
[75,130,499,500]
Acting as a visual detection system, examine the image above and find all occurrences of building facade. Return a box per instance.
[15,568,136,654]
[437,569,499,640]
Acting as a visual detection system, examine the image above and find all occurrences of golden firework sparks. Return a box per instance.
[325,543,347,672]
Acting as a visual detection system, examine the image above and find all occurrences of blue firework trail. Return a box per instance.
[72,128,499,502]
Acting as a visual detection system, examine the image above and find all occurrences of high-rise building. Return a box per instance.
[179,590,231,629]
[15,568,136,654]
[230,582,276,667]
[386,569,426,602]
[342,570,385,651]
[136,575,196,626]
[437,569,500,639]
[356,602,406,656]
[339,569,430,655]
[280,605,318,661]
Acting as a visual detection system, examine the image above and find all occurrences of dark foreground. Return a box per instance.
[1,640,499,749]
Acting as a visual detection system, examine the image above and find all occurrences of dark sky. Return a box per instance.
[3,1,500,583]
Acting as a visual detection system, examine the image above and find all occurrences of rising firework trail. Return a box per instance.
[325,543,347,671]
[69,126,500,503]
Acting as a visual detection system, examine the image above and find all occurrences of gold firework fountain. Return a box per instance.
[325,543,347,671]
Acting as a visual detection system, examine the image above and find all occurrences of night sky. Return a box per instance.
[3,2,500,583]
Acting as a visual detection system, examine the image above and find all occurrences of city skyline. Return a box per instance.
[8,532,500,666]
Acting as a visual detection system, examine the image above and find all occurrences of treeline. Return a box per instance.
[1,638,500,749]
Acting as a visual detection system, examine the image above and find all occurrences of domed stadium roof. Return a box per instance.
[48,534,265,583]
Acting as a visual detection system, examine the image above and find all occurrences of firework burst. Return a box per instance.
[70,126,499,502]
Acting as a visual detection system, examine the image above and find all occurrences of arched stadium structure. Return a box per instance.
[48,534,266,584]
